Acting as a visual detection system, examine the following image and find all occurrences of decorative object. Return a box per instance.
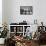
[0,38,5,44]
[26,27,32,40]
[0,23,9,38]
[0,22,9,44]
[34,19,37,24]
[20,6,33,15]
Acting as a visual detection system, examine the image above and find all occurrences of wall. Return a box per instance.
[2,0,8,24]
[0,0,2,27]
[2,0,46,26]
[11,0,33,24]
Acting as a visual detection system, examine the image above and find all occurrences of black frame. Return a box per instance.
[20,6,33,15]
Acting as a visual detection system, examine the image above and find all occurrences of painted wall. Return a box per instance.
[2,0,8,24]
[0,0,2,27]
[2,0,46,26]
[8,0,35,24]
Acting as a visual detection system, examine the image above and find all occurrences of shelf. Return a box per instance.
[16,32,23,33]
[9,25,31,26]
[9,25,31,36]
[10,32,15,33]
[10,32,23,34]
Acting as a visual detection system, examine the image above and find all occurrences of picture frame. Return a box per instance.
[20,6,33,15]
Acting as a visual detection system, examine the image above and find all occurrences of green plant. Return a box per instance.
[0,23,9,38]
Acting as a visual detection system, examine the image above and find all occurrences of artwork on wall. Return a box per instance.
[20,6,33,15]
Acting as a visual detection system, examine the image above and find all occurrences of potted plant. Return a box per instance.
[0,23,9,44]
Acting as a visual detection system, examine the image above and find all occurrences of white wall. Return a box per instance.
[6,0,34,24]
[2,0,8,24]
[0,0,2,27]
[3,0,46,26]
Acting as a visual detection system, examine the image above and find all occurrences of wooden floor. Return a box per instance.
[0,44,4,46]
[40,45,46,46]
[0,44,46,46]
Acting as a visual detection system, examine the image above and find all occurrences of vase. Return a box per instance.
[0,38,5,44]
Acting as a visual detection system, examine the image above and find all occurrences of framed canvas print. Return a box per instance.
[20,6,33,15]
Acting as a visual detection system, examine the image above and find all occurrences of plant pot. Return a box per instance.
[0,38,5,44]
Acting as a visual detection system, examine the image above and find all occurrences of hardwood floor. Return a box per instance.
[40,45,46,46]
[0,44,4,46]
